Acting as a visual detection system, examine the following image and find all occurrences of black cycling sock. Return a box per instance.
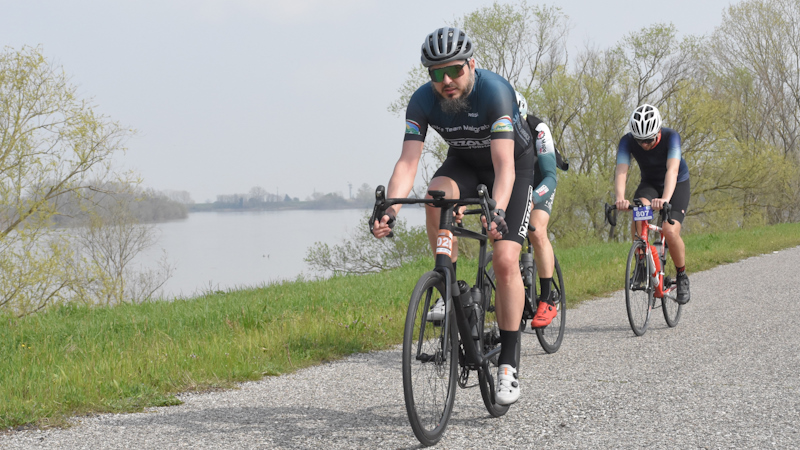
[498,329,519,368]
[676,265,685,275]
[540,277,553,304]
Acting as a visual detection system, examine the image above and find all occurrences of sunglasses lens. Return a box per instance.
[430,62,466,82]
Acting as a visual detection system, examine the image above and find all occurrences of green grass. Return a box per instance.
[2,222,800,430]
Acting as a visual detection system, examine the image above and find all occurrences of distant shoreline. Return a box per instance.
[188,202,373,213]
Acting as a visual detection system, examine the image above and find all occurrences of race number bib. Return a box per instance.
[435,230,454,256]
[633,205,654,221]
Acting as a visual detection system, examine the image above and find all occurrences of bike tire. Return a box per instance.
[481,253,517,417]
[534,256,566,353]
[402,271,458,446]
[625,240,654,336]
[661,245,683,327]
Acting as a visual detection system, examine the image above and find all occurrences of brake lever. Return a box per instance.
[369,185,394,238]
[477,184,495,230]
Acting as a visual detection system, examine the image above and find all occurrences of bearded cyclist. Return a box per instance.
[372,27,534,405]
[614,104,691,304]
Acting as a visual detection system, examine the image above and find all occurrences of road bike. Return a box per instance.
[605,199,682,336]
[370,185,520,446]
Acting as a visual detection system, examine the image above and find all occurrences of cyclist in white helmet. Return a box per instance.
[515,90,560,327]
[614,104,691,304]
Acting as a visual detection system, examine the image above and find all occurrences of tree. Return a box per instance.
[355,183,374,205]
[163,189,194,204]
[705,0,800,223]
[304,214,429,275]
[70,200,175,306]
[249,186,267,204]
[457,1,569,90]
[0,46,163,314]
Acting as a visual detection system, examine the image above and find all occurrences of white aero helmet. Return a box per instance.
[629,104,662,140]
[515,90,528,117]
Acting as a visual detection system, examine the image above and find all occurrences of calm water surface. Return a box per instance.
[139,208,427,298]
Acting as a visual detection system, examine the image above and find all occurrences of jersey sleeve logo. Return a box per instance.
[405,120,421,135]
[491,116,514,133]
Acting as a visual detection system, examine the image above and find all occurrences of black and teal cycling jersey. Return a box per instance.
[404,68,533,167]
[616,127,689,187]
[404,68,538,243]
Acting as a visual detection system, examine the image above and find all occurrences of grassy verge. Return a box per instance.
[2,222,800,430]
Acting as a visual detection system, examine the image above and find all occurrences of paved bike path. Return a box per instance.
[3,247,799,449]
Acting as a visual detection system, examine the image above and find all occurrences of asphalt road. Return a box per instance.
[3,246,799,449]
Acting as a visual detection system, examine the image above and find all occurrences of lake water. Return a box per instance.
[137,208,427,298]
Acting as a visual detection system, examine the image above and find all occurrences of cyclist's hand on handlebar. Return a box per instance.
[615,199,630,211]
[454,205,466,224]
[481,209,507,240]
[372,209,396,239]
[651,198,668,210]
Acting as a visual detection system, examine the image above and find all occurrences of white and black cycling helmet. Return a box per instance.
[515,90,528,117]
[420,27,474,67]
[629,104,662,140]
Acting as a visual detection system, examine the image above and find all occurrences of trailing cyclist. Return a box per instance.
[614,104,691,304]
[371,27,534,405]
[515,91,560,328]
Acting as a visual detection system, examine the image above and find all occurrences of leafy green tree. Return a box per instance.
[0,46,165,314]
[304,214,429,275]
[705,0,800,223]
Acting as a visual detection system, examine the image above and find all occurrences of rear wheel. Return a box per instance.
[402,271,458,446]
[661,245,683,327]
[534,256,566,353]
[625,240,654,336]
[481,253,517,417]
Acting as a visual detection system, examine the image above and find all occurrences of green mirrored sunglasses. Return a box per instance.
[428,60,469,83]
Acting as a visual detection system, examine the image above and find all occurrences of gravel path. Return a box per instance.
[3,247,799,449]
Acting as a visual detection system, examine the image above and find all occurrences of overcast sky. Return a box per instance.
[2,0,735,203]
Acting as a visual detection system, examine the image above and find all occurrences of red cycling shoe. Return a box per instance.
[531,297,558,328]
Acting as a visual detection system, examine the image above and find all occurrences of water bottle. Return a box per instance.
[469,286,483,340]
[520,252,534,287]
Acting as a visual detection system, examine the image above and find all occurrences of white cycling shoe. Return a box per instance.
[496,364,520,405]
[426,298,445,321]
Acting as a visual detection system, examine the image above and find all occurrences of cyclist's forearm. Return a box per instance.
[490,140,515,210]
[661,160,679,202]
[386,141,423,214]
[614,164,629,201]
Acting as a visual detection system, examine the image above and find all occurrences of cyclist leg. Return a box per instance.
[632,182,659,241]
[529,188,558,327]
[481,163,533,406]
[485,169,529,333]
[662,179,689,267]
[427,156,480,262]
[663,179,691,303]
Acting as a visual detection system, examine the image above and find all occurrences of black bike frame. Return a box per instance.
[370,185,499,373]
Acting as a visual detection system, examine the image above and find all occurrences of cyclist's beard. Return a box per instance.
[434,72,474,115]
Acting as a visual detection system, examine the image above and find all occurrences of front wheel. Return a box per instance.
[661,245,683,327]
[402,271,458,446]
[625,240,654,336]
[534,256,566,353]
